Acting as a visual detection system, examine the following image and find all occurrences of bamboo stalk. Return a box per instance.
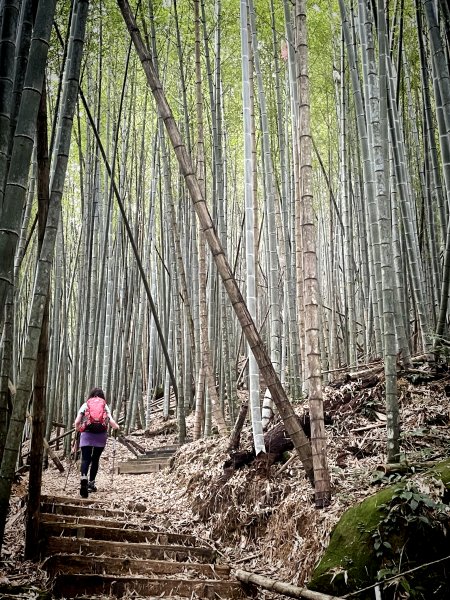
[235,570,344,599]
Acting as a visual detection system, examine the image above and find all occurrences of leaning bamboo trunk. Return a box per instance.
[117,0,314,481]
[424,0,450,345]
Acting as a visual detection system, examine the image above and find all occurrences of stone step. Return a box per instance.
[42,553,231,579]
[52,573,248,599]
[40,521,203,546]
[43,536,216,562]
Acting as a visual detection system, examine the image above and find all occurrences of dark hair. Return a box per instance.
[87,387,105,400]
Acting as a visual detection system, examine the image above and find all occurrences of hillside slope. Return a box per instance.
[2,369,450,598]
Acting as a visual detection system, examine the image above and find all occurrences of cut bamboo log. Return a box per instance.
[142,422,177,437]
[235,570,344,599]
[117,435,146,454]
[116,435,140,457]
[43,438,64,472]
[24,415,64,472]
[376,460,441,474]
[351,423,385,433]
[347,366,384,380]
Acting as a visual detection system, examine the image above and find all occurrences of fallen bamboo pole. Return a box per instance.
[25,414,64,472]
[376,460,441,475]
[235,570,345,599]
[43,438,64,473]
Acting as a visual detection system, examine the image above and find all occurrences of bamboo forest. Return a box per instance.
[1,0,450,597]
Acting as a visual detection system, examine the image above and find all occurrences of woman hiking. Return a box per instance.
[74,387,119,497]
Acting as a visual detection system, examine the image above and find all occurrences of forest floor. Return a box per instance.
[2,363,450,598]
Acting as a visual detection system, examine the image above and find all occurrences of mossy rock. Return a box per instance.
[308,459,450,599]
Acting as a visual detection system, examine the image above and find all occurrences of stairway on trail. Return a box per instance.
[39,494,252,599]
[116,444,180,474]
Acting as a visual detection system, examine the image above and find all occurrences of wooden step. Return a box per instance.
[43,536,216,562]
[52,573,248,599]
[40,521,203,546]
[41,494,99,506]
[42,553,231,579]
[144,444,179,457]
[39,511,158,529]
[117,457,171,474]
[41,501,128,519]
[38,493,249,599]
[121,456,172,464]
[39,512,141,529]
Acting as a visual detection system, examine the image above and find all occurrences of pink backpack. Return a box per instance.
[79,397,109,433]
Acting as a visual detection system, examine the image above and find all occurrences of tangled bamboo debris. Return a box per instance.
[351,423,385,432]
[276,454,298,476]
[116,434,148,457]
[139,421,178,437]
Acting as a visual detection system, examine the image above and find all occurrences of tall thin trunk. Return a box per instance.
[424,0,450,345]
[248,0,281,430]
[295,0,330,506]
[24,79,50,559]
[377,0,399,462]
[241,0,265,455]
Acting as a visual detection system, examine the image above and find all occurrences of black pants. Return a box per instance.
[80,446,104,481]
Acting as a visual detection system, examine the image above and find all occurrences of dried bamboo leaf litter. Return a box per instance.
[2,374,450,596]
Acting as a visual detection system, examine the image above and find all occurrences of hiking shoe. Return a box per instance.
[80,477,88,498]
[88,481,97,492]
